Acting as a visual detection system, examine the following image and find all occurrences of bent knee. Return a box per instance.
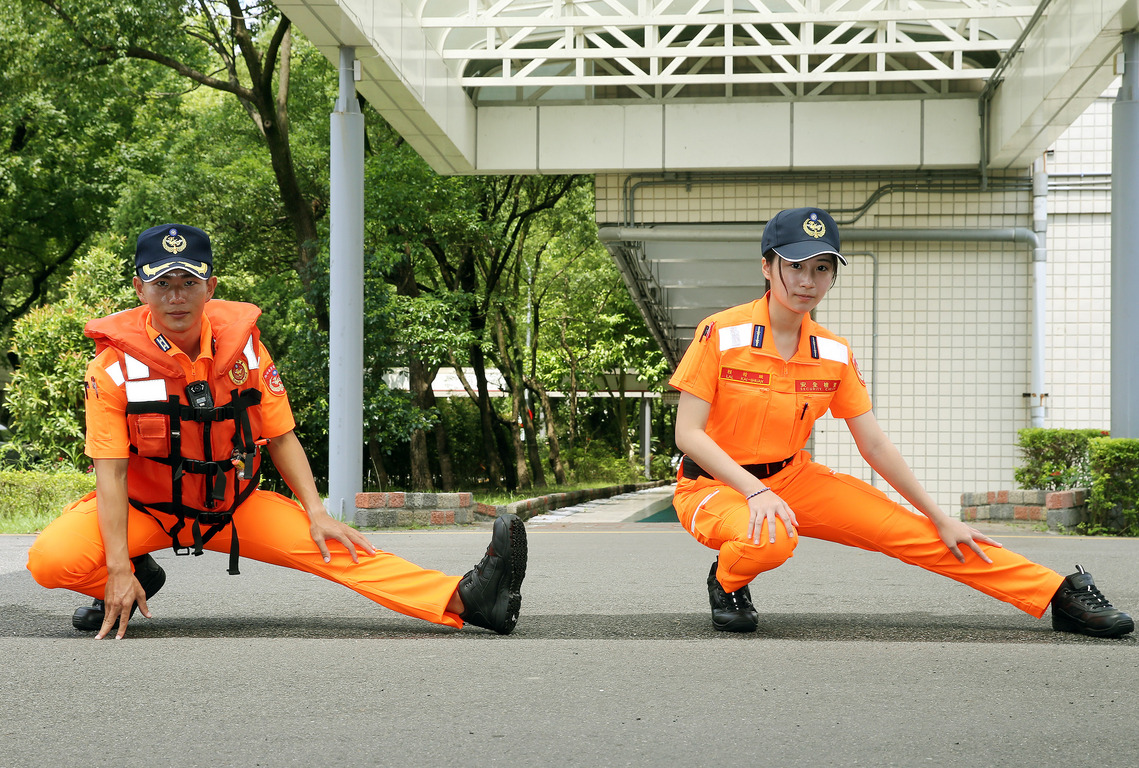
[26,534,100,591]
[718,534,796,586]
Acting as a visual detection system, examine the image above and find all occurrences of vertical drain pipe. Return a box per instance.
[1030,158,1048,428]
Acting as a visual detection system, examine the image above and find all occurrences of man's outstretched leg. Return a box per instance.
[454,514,528,635]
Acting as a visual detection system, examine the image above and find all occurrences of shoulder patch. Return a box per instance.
[814,337,848,364]
[718,323,753,351]
[263,363,286,396]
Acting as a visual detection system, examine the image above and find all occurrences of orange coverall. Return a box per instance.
[27,302,462,628]
[670,295,1064,617]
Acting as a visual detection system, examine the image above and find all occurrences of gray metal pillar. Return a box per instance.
[328,47,365,520]
[1113,31,1139,438]
[640,398,652,479]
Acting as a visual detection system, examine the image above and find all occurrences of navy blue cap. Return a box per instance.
[135,224,213,282]
[761,207,847,266]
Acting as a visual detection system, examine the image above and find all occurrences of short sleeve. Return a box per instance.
[668,319,720,403]
[256,342,296,439]
[84,350,131,459]
[828,346,873,419]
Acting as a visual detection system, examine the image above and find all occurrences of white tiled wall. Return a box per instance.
[596,86,1115,516]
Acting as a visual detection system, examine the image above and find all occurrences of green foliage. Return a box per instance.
[563,440,648,485]
[1087,438,1139,536]
[1013,428,1106,491]
[0,469,95,534]
[5,242,135,469]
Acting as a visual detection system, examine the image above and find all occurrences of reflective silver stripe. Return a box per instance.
[124,354,149,380]
[814,337,848,364]
[105,361,125,387]
[718,323,752,351]
[242,337,259,370]
[691,489,720,535]
[125,379,167,402]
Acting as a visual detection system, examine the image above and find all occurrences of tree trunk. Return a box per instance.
[391,255,435,489]
[367,440,389,490]
[528,379,567,484]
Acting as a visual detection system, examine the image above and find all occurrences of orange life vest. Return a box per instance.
[85,301,266,574]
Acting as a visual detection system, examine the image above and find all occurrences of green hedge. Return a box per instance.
[1014,428,1105,491]
[1088,438,1139,536]
[0,470,95,534]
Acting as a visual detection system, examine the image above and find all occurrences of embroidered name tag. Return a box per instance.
[796,379,840,393]
[721,367,771,385]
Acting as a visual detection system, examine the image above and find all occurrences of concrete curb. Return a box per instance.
[354,479,672,527]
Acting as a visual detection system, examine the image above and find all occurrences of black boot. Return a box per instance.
[1051,565,1134,638]
[72,554,166,632]
[458,514,528,635]
[707,560,758,632]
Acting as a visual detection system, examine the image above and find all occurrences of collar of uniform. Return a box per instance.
[142,310,216,363]
[749,293,823,364]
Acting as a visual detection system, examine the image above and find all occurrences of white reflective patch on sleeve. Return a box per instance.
[125,379,168,402]
[243,337,259,370]
[815,337,849,364]
[718,323,754,351]
[105,361,125,387]
[124,354,150,380]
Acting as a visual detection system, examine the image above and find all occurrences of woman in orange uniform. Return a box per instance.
[27,224,526,639]
[671,207,1132,637]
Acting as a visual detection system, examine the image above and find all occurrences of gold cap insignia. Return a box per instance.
[162,231,187,254]
[803,213,826,240]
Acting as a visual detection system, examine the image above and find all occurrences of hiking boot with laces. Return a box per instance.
[1051,565,1134,638]
[708,559,758,633]
[72,554,166,632]
[458,514,527,635]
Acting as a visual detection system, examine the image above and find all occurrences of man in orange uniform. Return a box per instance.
[27,224,526,638]
[671,206,1133,637]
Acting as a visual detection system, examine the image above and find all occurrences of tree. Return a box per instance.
[0,3,168,343]
[5,240,136,467]
[29,0,326,301]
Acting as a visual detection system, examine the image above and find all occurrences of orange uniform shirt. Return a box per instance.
[669,294,872,464]
[83,310,295,459]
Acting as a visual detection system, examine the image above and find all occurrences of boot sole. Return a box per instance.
[1053,611,1135,638]
[712,614,759,633]
[499,515,528,634]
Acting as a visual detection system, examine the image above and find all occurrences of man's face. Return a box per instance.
[133,270,217,338]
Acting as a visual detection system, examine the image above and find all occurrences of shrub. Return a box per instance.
[0,469,96,534]
[1087,438,1139,536]
[1013,428,1106,491]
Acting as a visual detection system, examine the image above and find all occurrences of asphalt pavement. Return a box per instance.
[2,486,1137,767]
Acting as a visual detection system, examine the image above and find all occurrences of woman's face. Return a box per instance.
[762,254,836,316]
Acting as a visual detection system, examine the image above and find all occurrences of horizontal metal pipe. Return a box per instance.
[598,225,1039,249]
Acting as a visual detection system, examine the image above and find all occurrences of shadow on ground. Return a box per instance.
[6,604,1133,644]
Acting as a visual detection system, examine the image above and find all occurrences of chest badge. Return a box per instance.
[229,359,250,386]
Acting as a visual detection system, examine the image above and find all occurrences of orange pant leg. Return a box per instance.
[673,473,798,593]
[26,489,463,628]
[673,457,1064,617]
[771,460,1064,618]
[26,492,174,597]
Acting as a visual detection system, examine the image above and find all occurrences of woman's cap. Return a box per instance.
[761,207,848,266]
[135,224,213,282]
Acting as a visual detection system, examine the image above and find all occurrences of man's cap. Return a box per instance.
[761,207,848,266]
[135,224,213,282]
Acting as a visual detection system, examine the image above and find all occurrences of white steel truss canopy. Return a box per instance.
[428,0,1037,100]
[276,0,1138,174]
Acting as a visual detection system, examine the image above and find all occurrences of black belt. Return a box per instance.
[680,454,795,481]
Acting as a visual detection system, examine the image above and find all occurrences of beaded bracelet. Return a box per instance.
[745,487,770,501]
